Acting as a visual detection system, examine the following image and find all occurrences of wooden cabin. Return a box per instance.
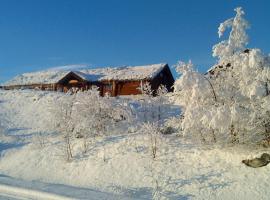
[2,63,174,96]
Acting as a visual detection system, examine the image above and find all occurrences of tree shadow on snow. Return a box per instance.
[0,174,121,200]
[0,142,25,154]
[109,185,194,200]
[4,128,38,143]
[112,170,233,199]
[6,127,31,136]
[0,174,11,178]
[170,170,233,192]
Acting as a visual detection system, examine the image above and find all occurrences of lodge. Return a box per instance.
[2,63,174,96]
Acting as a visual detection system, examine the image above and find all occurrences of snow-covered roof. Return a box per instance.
[206,63,229,75]
[4,63,167,86]
[5,70,70,86]
[79,63,167,81]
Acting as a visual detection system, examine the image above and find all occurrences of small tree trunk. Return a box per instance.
[151,134,157,160]
[65,134,73,161]
[230,124,239,144]
[211,129,217,143]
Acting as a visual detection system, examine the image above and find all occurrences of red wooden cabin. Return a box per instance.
[2,63,174,96]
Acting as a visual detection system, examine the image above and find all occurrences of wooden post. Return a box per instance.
[140,80,143,94]
[112,81,116,96]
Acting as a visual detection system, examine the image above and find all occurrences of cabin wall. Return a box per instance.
[100,81,114,96]
[100,80,152,96]
[3,84,56,91]
[150,65,175,93]
[115,80,147,96]
[55,82,90,93]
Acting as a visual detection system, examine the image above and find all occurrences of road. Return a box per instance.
[0,184,74,200]
[0,175,133,200]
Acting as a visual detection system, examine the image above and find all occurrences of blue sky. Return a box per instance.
[0,0,270,83]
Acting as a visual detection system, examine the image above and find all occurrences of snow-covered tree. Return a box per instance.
[141,122,162,160]
[138,82,154,122]
[138,82,169,125]
[0,115,7,136]
[174,7,270,144]
[0,104,9,136]
[73,86,133,153]
[155,85,169,125]
[213,7,249,63]
[50,92,77,161]
[173,61,219,142]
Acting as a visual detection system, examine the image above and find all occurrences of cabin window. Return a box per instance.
[104,83,112,90]
[69,80,79,84]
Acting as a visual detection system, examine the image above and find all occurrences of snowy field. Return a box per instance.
[0,89,269,200]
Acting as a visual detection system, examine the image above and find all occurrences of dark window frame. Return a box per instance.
[104,83,112,90]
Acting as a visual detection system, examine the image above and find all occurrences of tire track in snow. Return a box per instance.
[0,184,74,200]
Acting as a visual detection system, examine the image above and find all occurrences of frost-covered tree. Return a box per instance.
[49,86,133,157]
[155,85,169,125]
[72,88,100,153]
[50,92,77,161]
[138,82,169,125]
[141,122,162,159]
[213,7,249,63]
[174,7,270,144]
[73,86,133,153]
[138,82,154,122]
[173,61,219,142]
[0,115,7,136]
[0,104,8,136]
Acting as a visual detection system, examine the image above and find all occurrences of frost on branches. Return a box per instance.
[49,87,133,160]
[213,7,249,63]
[174,7,270,144]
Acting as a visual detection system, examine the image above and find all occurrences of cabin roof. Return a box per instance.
[4,63,168,86]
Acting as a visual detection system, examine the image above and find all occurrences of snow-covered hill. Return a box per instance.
[0,89,269,200]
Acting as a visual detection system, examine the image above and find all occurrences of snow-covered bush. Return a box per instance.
[32,131,49,149]
[138,82,154,123]
[50,92,77,161]
[73,87,133,153]
[138,83,169,125]
[0,119,6,137]
[174,7,270,144]
[0,115,5,132]
[49,87,134,156]
[155,85,169,126]
[141,122,162,159]
[0,108,10,139]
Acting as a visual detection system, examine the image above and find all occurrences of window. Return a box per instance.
[104,83,112,90]
[69,80,79,84]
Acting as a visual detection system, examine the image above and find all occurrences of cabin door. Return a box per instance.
[103,83,113,96]
[67,80,85,92]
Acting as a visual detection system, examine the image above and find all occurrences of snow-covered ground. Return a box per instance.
[0,89,270,200]
[0,175,132,200]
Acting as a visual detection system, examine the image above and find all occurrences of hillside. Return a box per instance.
[0,89,269,200]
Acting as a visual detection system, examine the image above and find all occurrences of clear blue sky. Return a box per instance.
[0,0,270,83]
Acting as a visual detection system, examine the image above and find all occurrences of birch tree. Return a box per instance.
[174,7,270,144]
[51,92,77,161]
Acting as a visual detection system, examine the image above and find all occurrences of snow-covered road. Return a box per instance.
[0,175,134,200]
[0,184,73,200]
